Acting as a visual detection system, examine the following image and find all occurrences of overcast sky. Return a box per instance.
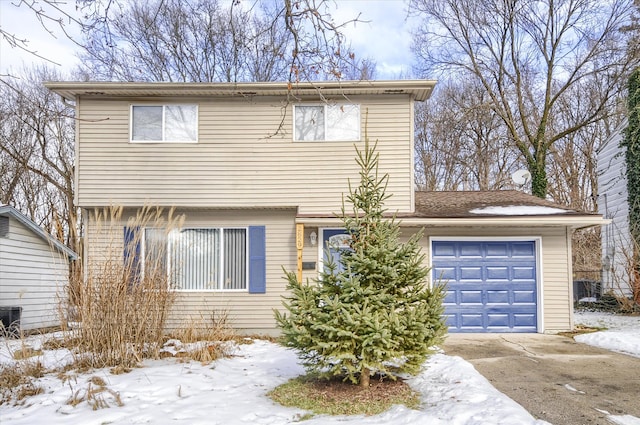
[0,0,419,79]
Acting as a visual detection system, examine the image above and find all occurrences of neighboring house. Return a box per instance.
[597,119,632,296]
[0,205,77,332]
[45,80,605,334]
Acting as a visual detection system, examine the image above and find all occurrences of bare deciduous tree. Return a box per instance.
[0,66,77,253]
[3,0,364,83]
[415,79,520,191]
[78,0,293,82]
[411,0,639,197]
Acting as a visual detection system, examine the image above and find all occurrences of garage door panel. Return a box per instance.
[487,313,509,327]
[512,242,536,257]
[461,314,483,327]
[433,266,456,280]
[513,267,536,280]
[459,291,483,304]
[486,290,509,304]
[513,290,536,303]
[433,242,456,257]
[432,240,537,333]
[460,267,483,280]
[443,290,457,304]
[460,242,483,256]
[444,314,457,328]
[487,267,509,280]
[513,314,536,327]
[486,242,509,257]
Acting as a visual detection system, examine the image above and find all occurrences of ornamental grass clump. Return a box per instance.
[275,138,447,387]
[63,206,183,368]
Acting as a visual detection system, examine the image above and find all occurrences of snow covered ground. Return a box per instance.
[573,311,640,425]
[0,311,637,425]
[574,310,640,359]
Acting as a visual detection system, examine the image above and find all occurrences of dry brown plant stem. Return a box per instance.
[62,206,183,368]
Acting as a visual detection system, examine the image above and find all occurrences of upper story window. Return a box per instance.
[294,104,360,141]
[131,105,198,143]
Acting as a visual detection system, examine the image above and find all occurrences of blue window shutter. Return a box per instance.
[123,226,141,282]
[248,226,266,294]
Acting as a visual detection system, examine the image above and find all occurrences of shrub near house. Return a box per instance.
[276,140,447,387]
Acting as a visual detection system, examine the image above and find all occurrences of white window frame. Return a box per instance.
[293,103,360,142]
[130,104,198,143]
[141,227,248,292]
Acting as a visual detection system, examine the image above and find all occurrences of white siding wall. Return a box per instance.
[76,95,414,215]
[597,128,631,295]
[0,216,68,330]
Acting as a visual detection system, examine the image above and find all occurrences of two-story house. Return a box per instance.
[46,80,605,334]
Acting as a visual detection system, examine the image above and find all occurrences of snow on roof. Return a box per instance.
[414,190,580,218]
[470,205,569,215]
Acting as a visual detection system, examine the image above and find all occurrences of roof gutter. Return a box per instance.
[43,79,438,102]
[296,216,609,230]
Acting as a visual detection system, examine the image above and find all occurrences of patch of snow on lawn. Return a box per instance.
[608,414,640,425]
[574,311,640,424]
[0,338,549,425]
[574,311,640,359]
[470,205,568,215]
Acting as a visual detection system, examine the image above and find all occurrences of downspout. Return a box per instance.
[567,226,575,331]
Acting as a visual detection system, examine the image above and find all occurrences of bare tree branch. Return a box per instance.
[412,0,639,197]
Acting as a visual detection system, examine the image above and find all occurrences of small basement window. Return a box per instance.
[131,104,198,143]
[0,216,8,237]
[294,104,360,141]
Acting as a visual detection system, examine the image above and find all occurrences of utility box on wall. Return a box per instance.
[0,306,22,336]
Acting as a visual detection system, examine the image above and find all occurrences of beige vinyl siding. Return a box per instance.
[85,211,575,333]
[75,95,413,214]
[297,224,576,333]
[85,208,297,334]
[0,216,68,330]
[298,225,573,332]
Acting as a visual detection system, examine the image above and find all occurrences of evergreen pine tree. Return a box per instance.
[275,138,447,387]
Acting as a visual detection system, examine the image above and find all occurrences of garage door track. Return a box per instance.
[442,334,640,425]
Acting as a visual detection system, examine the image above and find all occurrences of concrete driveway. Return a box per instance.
[442,334,640,425]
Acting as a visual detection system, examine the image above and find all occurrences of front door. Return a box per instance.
[321,229,351,273]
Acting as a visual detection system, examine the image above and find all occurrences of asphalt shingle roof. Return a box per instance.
[412,190,586,218]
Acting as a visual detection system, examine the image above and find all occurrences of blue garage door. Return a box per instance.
[432,240,537,333]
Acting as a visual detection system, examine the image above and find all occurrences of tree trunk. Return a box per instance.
[529,152,548,199]
[360,367,370,388]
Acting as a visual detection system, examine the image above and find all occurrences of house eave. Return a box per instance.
[296,215,609,229]
[0,205,78,260]
[44,79,437,102]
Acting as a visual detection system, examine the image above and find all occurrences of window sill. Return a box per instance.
[129,140,199,144]
[171,289,248,293]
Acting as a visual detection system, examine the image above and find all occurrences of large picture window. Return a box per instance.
[131,104,198,142]
[143,227,247,291]
[294,104,360,141]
